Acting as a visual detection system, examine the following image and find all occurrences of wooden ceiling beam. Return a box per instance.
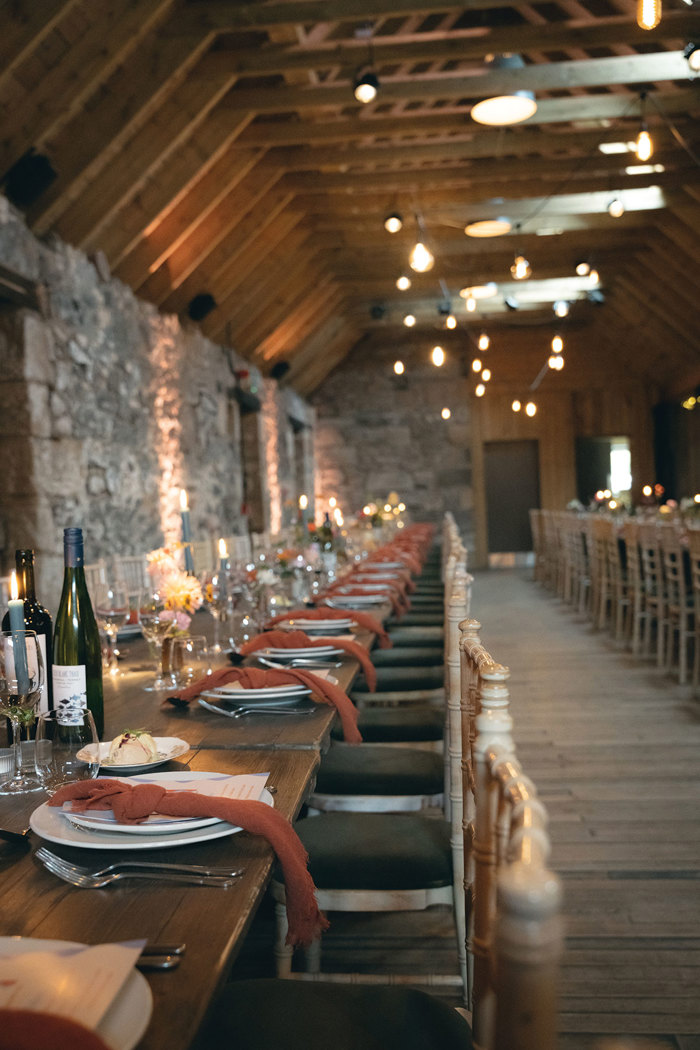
[234,263,335,355]
[28,25,218,233]
[135,163,286,306]
[198,11,700,79]
[0,0,175,179]
[168,195,302,318]
[247,279,343,363]
[0,0,80,90]
[290,317,360,396]
[95,107,253,266]
[235,87,700,146]
[220,52,691,113]
[114,147,263,288]
[615,273,695,350]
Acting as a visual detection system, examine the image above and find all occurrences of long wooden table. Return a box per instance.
[0,609,385,1048]
[0,747,319,1050]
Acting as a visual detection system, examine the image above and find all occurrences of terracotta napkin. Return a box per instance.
[265,606,392,649]
[240,629,377,692]
[49,779,329,948]
[167,666,362,744]
[0,1011,112,1050]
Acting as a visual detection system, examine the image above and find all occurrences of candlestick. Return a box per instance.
[298,494,309,529]
[180,488,195,575]
[217,538,229,596]
[8,572,30,695]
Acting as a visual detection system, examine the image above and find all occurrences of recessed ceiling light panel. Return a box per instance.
[464,217,512,238]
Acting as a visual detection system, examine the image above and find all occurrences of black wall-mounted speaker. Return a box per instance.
[187,293,217,321]
[3,151,57,208]
[270,360,290,381]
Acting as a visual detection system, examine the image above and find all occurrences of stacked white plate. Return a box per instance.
[363,561,405,570]
[280,617,354,633]
[337,582,390,591]
[259,645,343,661]
[200,682,312,708]
[327,594,386,607]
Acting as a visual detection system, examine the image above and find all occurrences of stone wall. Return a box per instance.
[0,198,315,609]
[312,336,474,542]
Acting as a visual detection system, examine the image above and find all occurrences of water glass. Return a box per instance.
[169,634,210,686]
[0,630,44,794]
[34,709,100,795]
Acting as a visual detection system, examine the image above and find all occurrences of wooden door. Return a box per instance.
[484,440,540,552]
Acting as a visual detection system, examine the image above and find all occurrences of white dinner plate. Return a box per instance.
[336,583,389,592]
[200,692,312,709]
[327,594,385,606]
[282,618,353,632]
[80,736,190,774]
[364,561,404,569]
[30,772,274,850]
[64,810,221,836]
[353,572,400,580]
[262,646,339,658]
[203,683,312,699]
[0,937,152,1050]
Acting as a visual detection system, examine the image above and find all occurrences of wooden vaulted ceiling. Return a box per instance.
[2,0,700,397]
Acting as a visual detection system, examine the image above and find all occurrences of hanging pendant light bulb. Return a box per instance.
[608,197,625,218]
[396,275,411,291]
[478,332,490,351]
[636,126,653,161]
[554,300,570,318]
[481,368,492,382]
[465,294,476,313]
[551,334,564,354]
[403,313,416,327]
[512,400,522,412]
[472,358,482,372]
[393,360,405,375]
[637,0,661,30]
[431,345,445,367]
[409,212,435,273]
[384,212,403,234]
[444,313,457,330]
[354,68,379,103]
[511,254,532,280]
[475,383,486,398]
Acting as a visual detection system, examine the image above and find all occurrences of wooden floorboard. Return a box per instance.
[229,568,700,1048]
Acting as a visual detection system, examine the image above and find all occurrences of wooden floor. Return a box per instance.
[231,568,700,1049]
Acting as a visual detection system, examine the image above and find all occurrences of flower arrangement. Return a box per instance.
[147,545,203,632]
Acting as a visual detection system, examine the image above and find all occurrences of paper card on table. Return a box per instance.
[304,669,338,684]
[0,941,142,1029]
[134,772,270,801]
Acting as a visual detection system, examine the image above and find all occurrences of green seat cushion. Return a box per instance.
[389,626,444,646]
[353,665,444,692]
[288,813,452,890]
[209,981,471,1050]
[388,612,445,627]
[331,706,443,743]
[315,744,444,795]
[371,646,443,667]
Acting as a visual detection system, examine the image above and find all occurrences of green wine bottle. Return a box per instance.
[52,528,104,737]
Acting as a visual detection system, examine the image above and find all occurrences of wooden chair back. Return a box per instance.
[0,575,10,610]
[190,539,215,576]
[83,560,106,598]
[112,553,149,598]
[657,524,688,613]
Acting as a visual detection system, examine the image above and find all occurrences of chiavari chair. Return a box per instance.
[621,521,647,655]
[637,523,667,667]
[658,524,695,685]
[688,528,700,690]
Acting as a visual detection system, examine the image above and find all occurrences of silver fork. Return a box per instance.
[35,849,238,888]
[255,655,342,670]
[35,846,244,879]
[197,698,316,718]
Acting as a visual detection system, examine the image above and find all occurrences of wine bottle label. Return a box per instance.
[52,665,87,724]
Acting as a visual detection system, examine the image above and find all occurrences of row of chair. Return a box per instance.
[213,516,563,1050]
[532,510,700,688]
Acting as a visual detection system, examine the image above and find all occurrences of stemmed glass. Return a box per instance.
[0,630,44,794]
[200,570,231,654]
[137,589,176,691]
[94,581,129,677]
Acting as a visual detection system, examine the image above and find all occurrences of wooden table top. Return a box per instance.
[0,747,319,1050]
[105,624,376,753]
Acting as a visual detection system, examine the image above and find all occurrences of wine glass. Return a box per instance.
[0,630,44,794]
[200,570,231,654]
[34,708,100,795]
[94,581,129,677]
[137,589,176,691]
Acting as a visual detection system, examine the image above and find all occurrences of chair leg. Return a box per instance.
[304,937,322,974]
[274,900,295,978]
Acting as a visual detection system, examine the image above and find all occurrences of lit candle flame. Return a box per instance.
[218,538,228,558]
[298,494,308,510]
[329,497,337,509]
[10,571,19,601]
[179,488,189,511]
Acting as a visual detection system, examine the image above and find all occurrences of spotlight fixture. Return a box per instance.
[475,383,486,397]
[512,400,522,412]
[403,313,416,327]
[553,300,570,318]
[575,260,590,277]
[465,295,476,313]
[478,332,490,351]
[441,407,451,420]
[684,42,700,72]
[504,295,519,311]
[511,254,532,280]
[470,54,537,126]
[481,368,492,382]
[551,335,564,354]
[464,217,512,238]
[431,345,445,367]
[354,68,379,104]
[525,401,537,417]
[637,0,661,30]
[393,360,405,375]
[396,275,411,291]
[384,212,403,233]
[472,358,482,372]
[608,197,625,218]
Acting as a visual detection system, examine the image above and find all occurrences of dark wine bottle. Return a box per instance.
[52,528,104,737]
[1,550,53,716]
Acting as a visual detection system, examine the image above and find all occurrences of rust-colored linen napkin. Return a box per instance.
[240,629,377,692]
[265,606,392,649]
[0,1010,112,1050]
[49,779,329,948]
[166,666,362,744]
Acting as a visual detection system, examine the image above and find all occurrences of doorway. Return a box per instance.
[484,439,540,553]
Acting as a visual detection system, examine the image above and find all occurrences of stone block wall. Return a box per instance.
[312,337,474,542]
[0,199,315,609]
